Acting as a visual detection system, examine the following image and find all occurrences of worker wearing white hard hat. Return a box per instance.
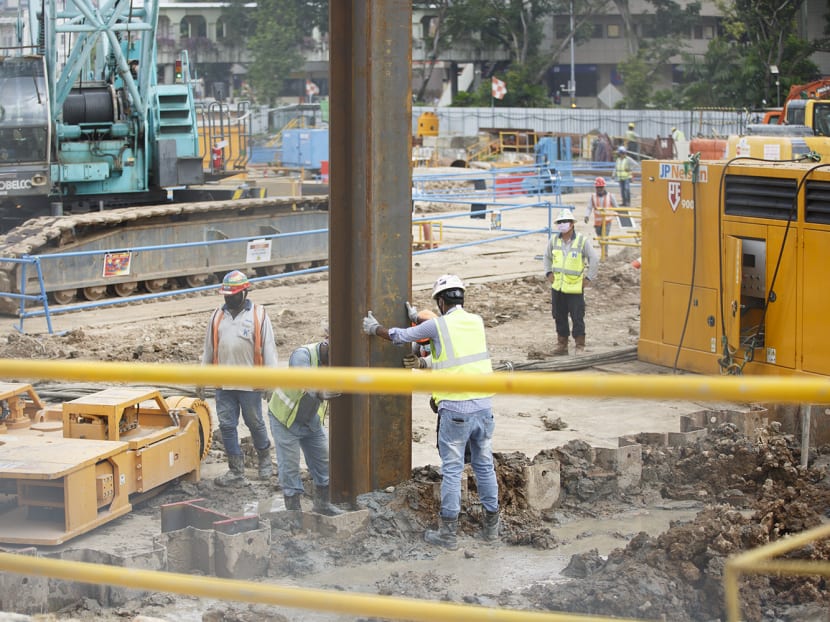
[544,210,599,355]
[614,146,635,207]
[361,274,500,549]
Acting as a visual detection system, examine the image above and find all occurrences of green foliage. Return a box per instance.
[451,65,550,107]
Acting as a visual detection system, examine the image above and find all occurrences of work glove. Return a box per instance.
[362,311,380,335]
[403,354,424,369]
[320,390,342,400]
[405,301,418,323]
[583,216,589,224]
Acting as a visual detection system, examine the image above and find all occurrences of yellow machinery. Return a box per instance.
[0,383,212,545]
[638,158,830,376]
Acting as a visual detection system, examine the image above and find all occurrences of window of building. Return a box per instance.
[592,23,603,38]
[216,19,225,40]
[180,16,207,39]
[554,19,569,40]
[607,24,621,38]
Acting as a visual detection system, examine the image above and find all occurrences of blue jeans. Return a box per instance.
[619,178,631,206]
[436,407,498,519]
[215,389,270,456]
[269,410,330,497]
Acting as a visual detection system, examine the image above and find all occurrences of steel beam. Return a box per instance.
[328,2,413,503]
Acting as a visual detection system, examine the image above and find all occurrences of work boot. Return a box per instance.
[574,335,586,354]
[312,485,345,516]
[424,517,459,550]
[284,494,302,512]
[482,509,500,542]
[256,445,273,479]
[214,453,246,487]
[553,335,569,356]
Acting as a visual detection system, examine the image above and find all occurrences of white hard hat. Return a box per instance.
[554,208,576,223]
[431,274,465,300]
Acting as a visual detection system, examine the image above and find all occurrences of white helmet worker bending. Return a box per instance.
[431,274,465,300]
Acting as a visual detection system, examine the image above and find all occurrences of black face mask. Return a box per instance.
[224,292,246,311]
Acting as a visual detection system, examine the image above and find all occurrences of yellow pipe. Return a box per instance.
[0,553,641,622]
[2,359,830,404]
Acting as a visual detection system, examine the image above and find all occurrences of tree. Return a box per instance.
[413,0,452,104]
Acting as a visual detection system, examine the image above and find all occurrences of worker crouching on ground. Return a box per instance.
[362,274,500,550]
[544,209,598,356]
[202,270,276,486]
[267,333,344,516]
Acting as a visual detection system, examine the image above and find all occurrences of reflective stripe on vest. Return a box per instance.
[615,157,631,180]
[211,303,265,366]
[592,193,614,225]
[268,343,325,428]
[549,233,586,294]
[430,309,494,404]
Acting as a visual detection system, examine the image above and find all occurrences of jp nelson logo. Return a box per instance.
[658,163,708,183]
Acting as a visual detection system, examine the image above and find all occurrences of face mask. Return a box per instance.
[224,292,245,310]
[557,222,573,233]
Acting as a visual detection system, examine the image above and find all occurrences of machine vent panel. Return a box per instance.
[804,181,830,225]
[724,175,797,220]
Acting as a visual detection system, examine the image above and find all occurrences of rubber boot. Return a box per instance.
[424,518,459,550]
[574,335,586,354]
[215,453,246,487]
[553,335,569,356]
[284,494,302,512]
[482,509,500,542]
[312,485,345,516]
[256,445,273,479]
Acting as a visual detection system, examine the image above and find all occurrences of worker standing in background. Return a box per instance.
[585,177,618,239]
[671,126,686,143]
[614,146,635,207]
[544,209,599,356]
[625,122,639,160]
[202,270,277,486]
[362,274,500,550]
[268,333,344,516]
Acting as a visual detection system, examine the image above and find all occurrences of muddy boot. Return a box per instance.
[312,485,345,516]
[214,453,246,487]
[256,445,273,479]
[574,335,586,355]
[424,518,459,550]
[284,494,302,512]
[553,335,569,356]
[482,509,500,542]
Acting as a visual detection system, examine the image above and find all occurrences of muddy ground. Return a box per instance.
[1,194,829,622]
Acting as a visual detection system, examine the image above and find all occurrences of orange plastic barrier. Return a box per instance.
[689,138,726,160]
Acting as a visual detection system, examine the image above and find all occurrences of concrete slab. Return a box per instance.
[523,459,560,511]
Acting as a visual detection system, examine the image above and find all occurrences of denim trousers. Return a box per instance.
[436,407,498,519]
[269,411,330,497]
[215,389,271,456]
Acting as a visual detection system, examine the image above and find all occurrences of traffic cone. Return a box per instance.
[631,257,641,269]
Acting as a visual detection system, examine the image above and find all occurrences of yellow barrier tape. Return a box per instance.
[1,358,829,403]
[0,552,641,622]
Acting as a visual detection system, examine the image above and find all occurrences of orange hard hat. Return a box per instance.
[594,177,606,188]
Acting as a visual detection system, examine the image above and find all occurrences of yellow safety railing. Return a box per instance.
[2,357,829,620]
[724,522,830,622]
[593,206,641,260]
[412,220,443,249]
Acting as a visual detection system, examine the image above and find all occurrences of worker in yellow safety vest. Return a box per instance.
[614,146,634,207]
[362,274,500,550]
[544,209,599,356]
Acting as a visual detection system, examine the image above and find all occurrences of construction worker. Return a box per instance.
[614,146,634,207]
[202,270,277,486]
[362,274,500,549]
[671,126,686,142]
[268,333,344,516]
[585,176,618,238]
[625,122,639,160]
[544,209,599,356]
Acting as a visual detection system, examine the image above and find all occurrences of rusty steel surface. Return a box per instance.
[329,2,413,503]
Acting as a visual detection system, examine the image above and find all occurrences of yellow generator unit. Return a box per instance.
[638,159,830,376]
[726,134,830,162]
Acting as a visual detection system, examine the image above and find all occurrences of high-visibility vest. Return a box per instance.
[268,343,327,428]
[615,156,632,181]
[210,303,265,366]
[430,309,494,405]
[591,193,614,225]
[549,233,587,294]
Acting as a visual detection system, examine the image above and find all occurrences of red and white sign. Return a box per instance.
[491,76,507,100]
[668,181,681,212]
[305,80,320,96]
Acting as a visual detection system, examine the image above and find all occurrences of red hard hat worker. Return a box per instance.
[594,177,606,188]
